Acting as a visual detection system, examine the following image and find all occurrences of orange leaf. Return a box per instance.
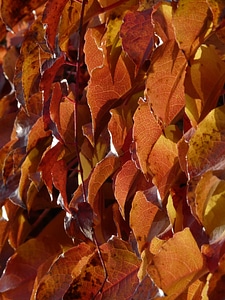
[114,159,139,217]
[85,27,132,138]
[148,228,207,297]
[172,0,212,58]
[34,243,94,299]
[145,40,186,126]
[152,2,175,42]
[130,190,159,253]
[88,155,120,213]
[148,126,180,199]
[133,98,162,177]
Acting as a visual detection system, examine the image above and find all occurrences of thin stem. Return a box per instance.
[92,230,108,299]
[74,0,87,202]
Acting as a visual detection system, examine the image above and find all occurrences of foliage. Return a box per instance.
[1,0,225,298]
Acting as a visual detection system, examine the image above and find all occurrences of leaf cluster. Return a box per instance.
[1,0,225,299]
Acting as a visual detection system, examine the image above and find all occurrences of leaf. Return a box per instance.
[152,2,175,42]
[132,98,162,177]
[148,126,181,199]
[172,0,212,58]
[148,228,207,298]
[64,237,140,299]
[85,27,132,138]
[108,106,133,155]
[14,20,51,112]
[186,105,225,178]
[120,9,154,72]
[145,40,186,127]
[130,190,159,253]
[207,0,225,29]
[88,155,120,212]
[0,0,46,31]
[58,0,102,52]
[34,243,94,299]
[0,237,61,299]
[185,44,225,125]
[51,159,68,210]
[42,0,69,52]
[114,160,138,216]
[38,142,63,194]
[194,170,225,236]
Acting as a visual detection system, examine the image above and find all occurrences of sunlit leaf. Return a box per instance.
[133,98,162,177]
[145,40,186,127]
[185,44,225,125]
[148,228,207,297]
[194,170,225,236]
[130,190,159,253]
[85,26,132,138]
[152,2,175,42]
[172,0,212,58]
[186,105,225,178]
[207,0,225,29]
[148,125,181,200]
[14,20,51,113]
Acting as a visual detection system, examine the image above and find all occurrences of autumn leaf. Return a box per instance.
[64,237,140,299]
[130,190,159,253]
[33,242,94,299]
[0,237,61,299]
[120,9,154,72]
[132,98,162,177]
[172,0,212,58]
[145,40,186,127]
[185,44,225,125]
[148,228,207,298]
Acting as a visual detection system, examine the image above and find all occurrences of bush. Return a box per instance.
[0,0,225,298]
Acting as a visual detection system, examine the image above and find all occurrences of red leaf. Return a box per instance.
[42,0,69,52]
[0,237,61,299]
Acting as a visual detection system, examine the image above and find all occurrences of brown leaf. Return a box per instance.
[120,9,154,72]
[34,243,94,299]
[1,0,46,31]
[145,40,186,127]
[0,237,61,298]
[64,237,140,299]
